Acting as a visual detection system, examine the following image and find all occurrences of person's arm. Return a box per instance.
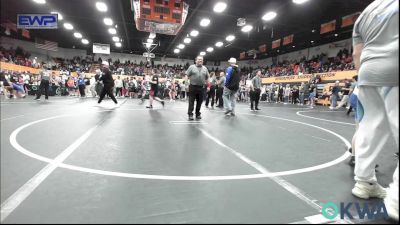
[225,67,233,85]
[353,43,364,72]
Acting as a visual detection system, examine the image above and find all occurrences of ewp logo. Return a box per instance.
[17,14,58,29]
[322,202,389,220]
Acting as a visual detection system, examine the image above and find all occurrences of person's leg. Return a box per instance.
[195,87,203,117]
[107,86,118,104]
[336,95,349,109]
[35,82,44,99]
[250,90,254,109]
[98,87,107,103]
[383,86,399,221]
[255,89,261,109]
[353,86,391,199]
[231,91,237,115]
[210,87,215,107]
[188,88,195,117]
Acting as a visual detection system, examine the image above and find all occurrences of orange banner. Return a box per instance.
[259,44,267,53]
[272,39,281,49]
[282,34,294,46]
[341,12,360,28]
[261,70,357,84]
[320,20,336,34]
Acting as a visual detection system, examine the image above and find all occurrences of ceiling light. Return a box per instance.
[108,28,117,34]
[147,39,154,43]
[206,47,214,52]
[213,2,227,13]
[51,12,63,20]
[73,32,82,38]
[312,29,316,33]
[293,0,309,4]
[96,2,108,12]
[178,44,185,49]
[241,25,253,32]
[63,23,73,30]
[103,18,113,26]
[149,33,156,39]
[311,40,314,43]
[292,45,295,48]
[190,30,199,37]
[81,39,89,44]
[33,0,46,4]
[262,11,277,21]
[199,52,206,56]
[226,35,235,42]
[112,36,120,42]
[115,42,122,47]
[335,33,338,36]
[215,41,223,47]
[200,18,211,27]
[145,43,152,48]
[174,49,180,54]
[184,37,191,44]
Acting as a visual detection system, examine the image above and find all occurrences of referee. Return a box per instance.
[98,61,118,104]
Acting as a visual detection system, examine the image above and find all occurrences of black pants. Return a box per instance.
[36,80,49,99]
[98,85,118,104]
[188,85,204,116]
[216,87,224,107]
[205,86,216,107]
[79,85,86,97]
[115,87,122,97]
[250,88,261,109]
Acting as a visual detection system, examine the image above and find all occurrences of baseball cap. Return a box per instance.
[102,61,109,67]
[228,57,237,64]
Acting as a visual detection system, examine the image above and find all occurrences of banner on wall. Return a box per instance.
[261,70,357,84]
[272,39,281,49]
[282,34,294,46]
[341,12,360,28]
[259,44,267,53]
[320,20,336,34]
[93,43,110,55]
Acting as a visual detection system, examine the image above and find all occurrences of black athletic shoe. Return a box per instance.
[161,101,165,107]
[348,147,353,153]
[255,108,261,110]
[225,110,232,115]
[188,115,194,121]
[146,105,153,109]
[231,112,235,117]
[196,115,202,120]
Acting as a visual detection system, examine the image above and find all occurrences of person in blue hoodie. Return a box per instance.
[223,58,241,116]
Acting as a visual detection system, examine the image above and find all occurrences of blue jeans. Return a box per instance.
[331,95,338,108]
[223,87,237,112]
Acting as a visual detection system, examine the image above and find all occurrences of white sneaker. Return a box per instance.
[352,182,387,199]
[329,106,334,110]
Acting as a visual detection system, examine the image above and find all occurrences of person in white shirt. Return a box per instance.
[114,76,123,98]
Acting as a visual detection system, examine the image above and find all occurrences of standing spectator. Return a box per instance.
[223,58,241,116]
[77,74,86,98]
[216,71,225,108]
[284,84,291,104]
[329,81,341,109]
[205,72,217,108]
[351,0,398,221]
[114,76,123,98]
[336,78,351,109]
[185,56,209,120]
[249,70,262,110]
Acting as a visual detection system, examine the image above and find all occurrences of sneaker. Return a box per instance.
[329,106,335,110]
[196,115,202,120]
[188,115,194,121]
[34,98,40,101]
[161,101,165,108]
[225,110,232,115]
[352,182,387,199]
[231,112,235,117]
[146,105,153,109]
[255,108,261,111]
[251,108,254,111]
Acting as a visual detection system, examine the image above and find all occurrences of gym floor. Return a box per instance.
[0,96,397,224]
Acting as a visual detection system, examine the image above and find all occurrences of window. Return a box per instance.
[154,6,170,14]
[142,8,151,15]
[174,2,180,7]
[143,0,150,3]
[156,0,163,4]
[164,0,169,6]
[172,13,181,20]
